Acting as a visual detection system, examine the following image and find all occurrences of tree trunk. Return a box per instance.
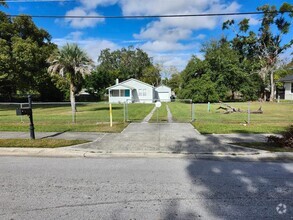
[269,71,274,102]
[232,91,235,100]
[70,83,76,123]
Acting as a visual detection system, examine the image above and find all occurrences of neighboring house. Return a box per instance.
[107,78,172,103]
[279,74,293,100]
[75,89,97,102]
[155,85,172,102]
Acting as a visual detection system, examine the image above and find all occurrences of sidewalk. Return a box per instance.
[0,131,102,141]
[0,147,292,162]
[0,126,292,162]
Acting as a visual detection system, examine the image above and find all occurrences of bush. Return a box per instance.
[267,125,293,148]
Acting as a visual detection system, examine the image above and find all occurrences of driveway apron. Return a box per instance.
[71,123,260,154]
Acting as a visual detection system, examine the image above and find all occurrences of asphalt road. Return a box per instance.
[0,157,292,220]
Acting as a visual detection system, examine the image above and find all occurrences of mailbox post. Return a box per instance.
[16,95,35,139]
[28,95,35,139]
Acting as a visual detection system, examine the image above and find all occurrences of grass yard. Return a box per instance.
[0,139,88,148]
[0,102,153,132]
[167,101,293,134]
[0,101,292,134]
[127,103,154,122]
[168,101,193,122]
[150,103,168,122]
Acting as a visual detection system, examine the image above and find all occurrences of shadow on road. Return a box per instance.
[162,137,292,219]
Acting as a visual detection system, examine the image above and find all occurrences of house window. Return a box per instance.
[125,89,130,97]
[138,89,142,96]
[110,90,119,97]
[143,89,146,96]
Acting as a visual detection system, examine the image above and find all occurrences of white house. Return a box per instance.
[279,74,293,100]
[107,78,172,103]
[155,85,172,102]
[107,78,155,103]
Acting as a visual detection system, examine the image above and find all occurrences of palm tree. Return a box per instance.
[48,43,93,123]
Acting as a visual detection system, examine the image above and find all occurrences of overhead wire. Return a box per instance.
[2,0,75,2]
[5,11,293,19]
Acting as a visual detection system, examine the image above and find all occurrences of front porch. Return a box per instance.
[108,85,135,103]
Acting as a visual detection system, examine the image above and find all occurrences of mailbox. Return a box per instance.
[16,108,32,116]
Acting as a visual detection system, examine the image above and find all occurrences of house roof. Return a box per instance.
[279,74,293,82]
[156,85,171,89]
[107,78,154,90]
[106,84,135,90]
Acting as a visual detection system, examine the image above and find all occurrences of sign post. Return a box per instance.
[28,95,35,139]
[109,103,113,127]
[155,101,161,123]
[247,101,251,125]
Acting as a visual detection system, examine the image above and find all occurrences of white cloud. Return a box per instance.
[133,1,242,43]
[195,34,206,40]
[151,52,191,71]
[79,0,118,9]
[53,32,118,63]
[67,31,84,40]
[134,24,192,42]
[248,17,260,26]
[81,39,118,62]
[65,7,104,28]
[140,41,190,52]
[120,0,217,16]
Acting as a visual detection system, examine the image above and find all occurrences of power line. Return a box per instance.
[1,0,74,2]
[6,11,293,19]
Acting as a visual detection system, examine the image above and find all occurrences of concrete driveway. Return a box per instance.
[71,123,262,154]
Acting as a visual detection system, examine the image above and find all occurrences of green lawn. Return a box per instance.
[150,103,168,122]
[168,101,193,122]
[0,103,153,132]
[0,139,88,148]
[167,101,293,134]
[1,101,292,134]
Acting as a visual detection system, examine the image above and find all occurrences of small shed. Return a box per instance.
[279,74,293,100]
[155,85,171,102]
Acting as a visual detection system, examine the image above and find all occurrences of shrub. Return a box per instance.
[267,125,293,148]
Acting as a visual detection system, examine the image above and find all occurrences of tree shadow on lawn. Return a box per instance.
[28,103,88,110]
[229,129,280,134]
[87,106,123,111]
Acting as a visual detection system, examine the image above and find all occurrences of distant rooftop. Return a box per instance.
[279,74,293,82]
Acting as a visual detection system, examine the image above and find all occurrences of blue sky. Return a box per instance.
[1,0,292,71]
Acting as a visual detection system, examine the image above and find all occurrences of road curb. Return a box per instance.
[0,148,292,162]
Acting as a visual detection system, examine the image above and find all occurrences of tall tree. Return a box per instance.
[203,40,248,100]
[0,12,58,100]
[84,66,112,100]
[178,39,262,102]
[140,65,161,86]
[223,2,293,101]
[167,73,182,95]
[98,46,153,83]
[47,43,93,123]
